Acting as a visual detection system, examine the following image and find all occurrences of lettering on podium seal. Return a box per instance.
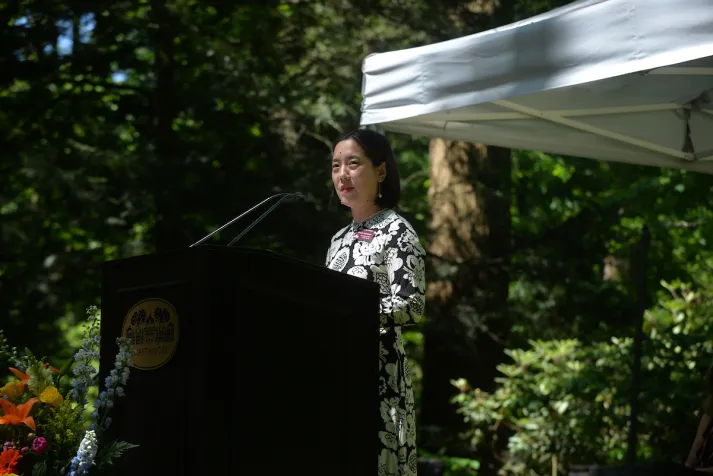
[121,298,179,370]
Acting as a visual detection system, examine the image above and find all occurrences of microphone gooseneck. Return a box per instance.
[227,193,305,246]
[189,192,304,248]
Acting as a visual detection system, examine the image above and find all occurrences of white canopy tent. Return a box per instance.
[359,0,713,174]
[361,0,713,466]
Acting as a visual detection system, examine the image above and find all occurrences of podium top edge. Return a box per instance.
[102,245,380,292]
[102,246,346,279]
[104,246,311,266]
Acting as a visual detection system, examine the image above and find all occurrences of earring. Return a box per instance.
[378,181,382,198]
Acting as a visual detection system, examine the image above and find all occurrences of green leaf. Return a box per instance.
[26,361,53,395]
[57,357,74,382]
[32,460,47,476]
[95,440,140,470]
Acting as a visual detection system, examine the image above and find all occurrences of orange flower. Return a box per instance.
[7,368,29,392]
[0,448,22,474]
[8,364,58,399]
[43,362,60,373]
[0,397,39,431]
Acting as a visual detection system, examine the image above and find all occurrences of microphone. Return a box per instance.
[227,192,305,246]
[189,193,304,248]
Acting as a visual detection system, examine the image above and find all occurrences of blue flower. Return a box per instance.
[68,307,102,408]
[89,336,133,433]
[66,430,98,476]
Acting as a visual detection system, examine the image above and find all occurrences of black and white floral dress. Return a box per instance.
[325,209,425,476]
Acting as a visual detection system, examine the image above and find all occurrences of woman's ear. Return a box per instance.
[377,162,386,180]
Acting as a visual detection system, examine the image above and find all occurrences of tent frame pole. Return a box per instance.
[626,224,651,469]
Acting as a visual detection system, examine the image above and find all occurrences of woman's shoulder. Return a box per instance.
[379,211,426,256]
[382,210,420,237]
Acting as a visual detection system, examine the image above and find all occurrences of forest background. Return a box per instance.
[2,0,713,474]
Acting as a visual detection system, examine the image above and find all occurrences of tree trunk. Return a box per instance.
[420,139,511,463]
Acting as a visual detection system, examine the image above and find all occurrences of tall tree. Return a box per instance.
[421,140,512,456]
[417,0,575,463]
[417,1,516,460]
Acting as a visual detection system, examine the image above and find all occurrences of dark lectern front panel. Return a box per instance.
[100,246,379,476]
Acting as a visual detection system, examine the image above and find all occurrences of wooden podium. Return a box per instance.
[99,246,380,475]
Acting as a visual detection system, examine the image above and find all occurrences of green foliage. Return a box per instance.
[420,450,481,476]
[94,440,140,472]
[509,150,713,346]
[3,0,713,472]
[454,280,713,474]
[36,399,86,472]
[1,308,136,475]
[26,361,55,395]
[33,460,48,476]
[0,329,19,370]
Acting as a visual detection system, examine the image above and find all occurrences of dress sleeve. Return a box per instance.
[378,220,426,328]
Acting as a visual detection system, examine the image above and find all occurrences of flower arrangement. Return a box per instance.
[0,307,137,476]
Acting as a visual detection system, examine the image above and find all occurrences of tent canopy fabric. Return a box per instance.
[359,0,713,173]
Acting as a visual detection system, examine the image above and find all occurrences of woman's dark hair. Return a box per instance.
[334,128,401,209]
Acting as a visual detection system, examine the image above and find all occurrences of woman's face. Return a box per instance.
[332,139,385,210]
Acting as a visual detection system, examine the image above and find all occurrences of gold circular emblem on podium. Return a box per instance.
[121,298,179,370]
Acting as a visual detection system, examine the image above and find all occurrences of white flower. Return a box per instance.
[398,446,408,463]
[405,255,426,293]
[346,266,368,280]
[380,398,400,424]
[384,363,399,393]
[396,228,425,256]
[384,297,409,323]
[69,429,98,475]
[379,429,399,451]
[388,220,401,233]
[406,413,417,445]
[378,448,400,474]
[327,237,342,262]
[353,233,389,266]
[328,248,350,272]
[386,255,403,283]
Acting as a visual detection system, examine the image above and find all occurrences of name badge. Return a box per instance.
[355,229,375,242]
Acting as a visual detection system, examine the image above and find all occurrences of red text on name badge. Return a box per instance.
[355,230,375,242]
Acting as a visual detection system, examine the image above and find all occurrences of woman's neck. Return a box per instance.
[351,203,384,223]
